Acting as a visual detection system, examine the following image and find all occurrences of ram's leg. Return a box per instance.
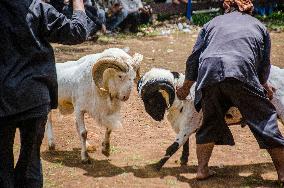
[75,111,90,163]
[154,142,179,171]
[46,113,56,150]
[180,138,189,165]
[86,140,96,152]
[102,128,112,157]
[154,129,192,171]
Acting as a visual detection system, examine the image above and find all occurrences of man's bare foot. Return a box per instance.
[267,148,284,185]
[277,162,284,183]
[196,168,216,180]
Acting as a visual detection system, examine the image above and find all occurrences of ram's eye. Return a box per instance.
[118,75,122,79]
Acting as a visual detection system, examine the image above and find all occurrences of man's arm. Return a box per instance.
[258,30,273,100]
[258,29,271,85]
[72,0,85,11]
[40,0,94,45]
[176,80,195,100]
[177,28,206,100]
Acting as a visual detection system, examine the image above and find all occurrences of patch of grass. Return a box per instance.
[240,175,281,188]
[157,14,176,22]
[43,161,64,177]
[43,178,57,188]
[139,24,160,36]
[131,154,143,161]
[97,35,118,44]
[241,176,264,187]
[260,150,270,158]
[123,154,144,163]
[96,31,155,44]
[118,172,129,177]
[192,12,221,26]
[145,159,160,164]
[67,167,77,178]
[256,12,284,31]
[165,178,178,186]
[191,11,284,32]
[110,145,121,154]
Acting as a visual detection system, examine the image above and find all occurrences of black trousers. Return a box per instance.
[0,117,47,188]
[196,78,284,149]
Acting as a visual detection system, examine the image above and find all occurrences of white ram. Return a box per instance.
[46,48,143,163]
[138,65,284,170]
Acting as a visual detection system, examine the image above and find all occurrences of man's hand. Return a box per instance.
[176,80,195,100]
[110,4,123,14]
[72,0,85,12]
[101,24,107,34]
[263,82,275,100]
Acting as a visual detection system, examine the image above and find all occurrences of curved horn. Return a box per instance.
[139,80,175,121]
[159,89,170,108]
[92,56,129,92]
[141,80,175,108]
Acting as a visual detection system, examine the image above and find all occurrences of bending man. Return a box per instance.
[177,0,284,183]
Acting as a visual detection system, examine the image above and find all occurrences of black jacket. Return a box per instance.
[0,0,93,118]
[185,11,271,111]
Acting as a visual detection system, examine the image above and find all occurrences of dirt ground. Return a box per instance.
[13,30,284,188]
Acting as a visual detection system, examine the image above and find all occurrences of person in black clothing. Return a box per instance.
[119,7,152,33]
[49,0,66,12]
[0,0,94,187]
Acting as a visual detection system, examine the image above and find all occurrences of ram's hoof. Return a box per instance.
[102,149,110,157]
[151,162,162,171]
[87,145,97,153]
[81,151,91,164]
[81,157,92,164]
[180,159,188,166]
[48,143,56,151]
[102,142,110,157]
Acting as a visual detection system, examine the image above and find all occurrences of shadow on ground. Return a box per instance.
[42,149,282,188]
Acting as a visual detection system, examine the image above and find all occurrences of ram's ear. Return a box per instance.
[132,53,143,72]
[132,53,143,83]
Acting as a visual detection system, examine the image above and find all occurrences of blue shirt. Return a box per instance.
[185,11,271,111]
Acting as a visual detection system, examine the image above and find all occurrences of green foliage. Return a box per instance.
[157,13,175,21]
[191,11,284,30]
[143,0,154,3]
[256,11,284,22]
[192,12,220,26]
[256,11,284,31]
